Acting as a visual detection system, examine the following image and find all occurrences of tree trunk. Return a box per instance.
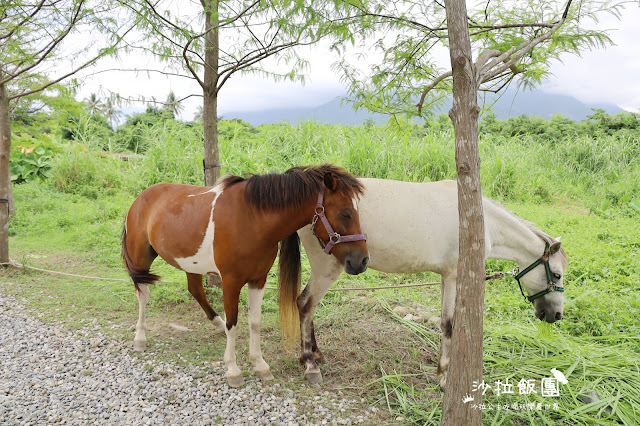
[0,80,12,264]
[441,0,486,424]
[203,0,220,187]
[203,0,222,288]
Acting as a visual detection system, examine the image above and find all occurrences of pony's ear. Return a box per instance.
[548,241,562,256]
[555,236,562,242]
[323,171,337,191]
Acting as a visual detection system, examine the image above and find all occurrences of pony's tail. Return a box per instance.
[278,232,301,350]
[122,226,160,292]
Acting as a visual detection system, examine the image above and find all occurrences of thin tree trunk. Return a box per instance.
[203,0,220,187]
[441,0,485,424]
[203,0,222,288]
[0,80,12,264]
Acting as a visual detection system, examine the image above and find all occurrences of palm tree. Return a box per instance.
[164,91,184,118]
[193,105,203,122]
[103,96,122,128]
[84,93,103,114]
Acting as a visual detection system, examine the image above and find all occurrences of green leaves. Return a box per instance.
[10,147,53,184]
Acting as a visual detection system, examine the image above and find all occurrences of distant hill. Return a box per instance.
[223,87,624,126]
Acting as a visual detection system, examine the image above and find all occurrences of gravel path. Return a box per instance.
[0,292,371,425]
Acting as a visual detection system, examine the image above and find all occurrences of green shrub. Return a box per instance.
[50,152,126,198]
[10,147,53,184]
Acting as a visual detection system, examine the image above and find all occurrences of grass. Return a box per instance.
[3,118,640,424]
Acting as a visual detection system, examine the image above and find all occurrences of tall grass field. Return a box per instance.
[5,109,640,424]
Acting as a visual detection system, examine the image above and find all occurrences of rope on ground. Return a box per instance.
[2,259,514,291]
[1,259,128,282]
[265,281,441,292]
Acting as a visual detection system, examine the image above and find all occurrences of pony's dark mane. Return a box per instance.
[218,164,364,211]
[485,197,569,266]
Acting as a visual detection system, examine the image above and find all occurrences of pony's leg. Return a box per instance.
[186,273,225,334]
[247,282,274,381]
[437,269,457,388]
[222,276,244,388]
[296,258,343,384]
[133,284,150,352]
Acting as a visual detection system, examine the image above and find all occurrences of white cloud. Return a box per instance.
[541,7,640,112]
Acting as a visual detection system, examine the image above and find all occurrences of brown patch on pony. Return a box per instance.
[218,164,365,212]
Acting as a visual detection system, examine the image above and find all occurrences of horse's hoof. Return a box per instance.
[133,340,146,352]
[227,374,245,388]
[305,371,323,384]
[257,370,275,381]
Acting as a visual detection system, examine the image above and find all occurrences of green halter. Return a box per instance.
[514,242,564,303]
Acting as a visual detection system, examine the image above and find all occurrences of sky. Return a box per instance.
[76,3,640,120]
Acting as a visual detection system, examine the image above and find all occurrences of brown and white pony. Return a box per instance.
[122,164,369,387]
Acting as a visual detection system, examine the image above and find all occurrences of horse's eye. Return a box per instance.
[339,210,352,219]
[553,273,562,280]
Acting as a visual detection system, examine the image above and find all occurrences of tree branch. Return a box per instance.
[8,22,135,100]
[0,0,47,41]
[1,0,87,85]
[416,70,452,115]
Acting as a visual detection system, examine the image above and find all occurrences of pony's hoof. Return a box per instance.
[133,340,146,352]
[227,374,245,388]
[305,371,323,384]
[257,370,275,381]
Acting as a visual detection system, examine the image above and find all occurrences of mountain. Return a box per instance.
[476,88,624,121]
[223,87,625,126]
[222,97,387,126]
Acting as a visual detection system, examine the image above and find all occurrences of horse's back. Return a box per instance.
[356,179,462,274]
[127,183,223,273]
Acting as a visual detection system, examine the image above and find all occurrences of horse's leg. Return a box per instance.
[186,273,225,334]
[247,280,274,381]
[437,269,457,388]
[222,275,244,388]
[133,284,150,352]
[296,259,343,384]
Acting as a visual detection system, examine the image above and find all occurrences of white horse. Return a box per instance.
[296,179,568,387]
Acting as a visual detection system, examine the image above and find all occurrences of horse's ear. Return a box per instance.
[549,241,562,256]
[323,171,337,191]
[555,236,562,242]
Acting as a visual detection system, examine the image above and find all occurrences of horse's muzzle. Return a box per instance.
[345,255,369,275]
[537,309,563,323]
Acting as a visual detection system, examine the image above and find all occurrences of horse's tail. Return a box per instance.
[122,225,160,292]
[278,232,301,350]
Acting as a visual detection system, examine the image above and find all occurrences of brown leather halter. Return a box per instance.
[311,184,367,254]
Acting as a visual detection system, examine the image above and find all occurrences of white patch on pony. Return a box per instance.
[224,324,242,379]
[352,198,358,211]
[212,315,225,333]
[187,187,218,197]
[248,287,271,375]
[133,284,150,351]
[174,185,223,275]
